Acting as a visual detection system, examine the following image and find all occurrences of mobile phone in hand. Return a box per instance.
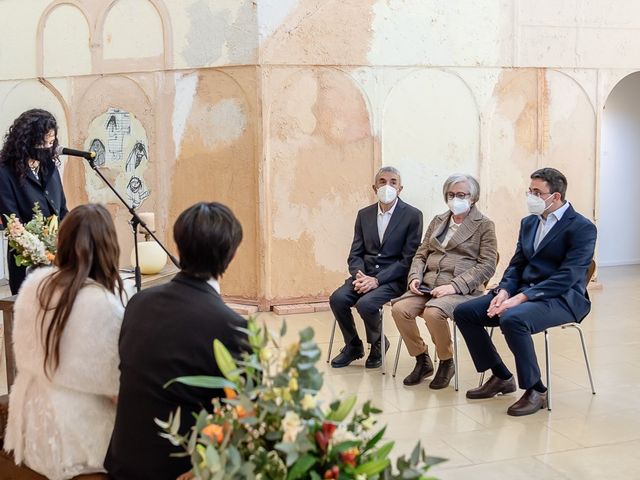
[418,285,432,295]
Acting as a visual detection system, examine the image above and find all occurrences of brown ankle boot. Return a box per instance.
[403,353,434,386]
[429,359,455,389]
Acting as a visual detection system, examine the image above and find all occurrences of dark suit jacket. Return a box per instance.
[347,198,423,288]
[105,273,248,480]
[498,204,597,321]
[0,162,68,293]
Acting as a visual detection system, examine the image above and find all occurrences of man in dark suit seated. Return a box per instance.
[105,202,248,480]
[454,168,597,416]
[330,166,423,369]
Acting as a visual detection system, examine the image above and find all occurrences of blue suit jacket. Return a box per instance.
[347,198,423,287]
[498,204,597,322]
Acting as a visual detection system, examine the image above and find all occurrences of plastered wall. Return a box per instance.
[1,0,638,308]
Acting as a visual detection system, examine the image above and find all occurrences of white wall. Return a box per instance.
[599,72,640,266]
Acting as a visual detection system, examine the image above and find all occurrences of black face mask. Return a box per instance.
[34,147,54,163]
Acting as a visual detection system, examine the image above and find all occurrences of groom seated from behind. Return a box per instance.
[106,202,248,480]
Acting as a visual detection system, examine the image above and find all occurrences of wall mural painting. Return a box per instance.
[85,108,151,208]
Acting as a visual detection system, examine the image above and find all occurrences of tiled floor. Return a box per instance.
[256,265,640,479]
[1,265,639,479]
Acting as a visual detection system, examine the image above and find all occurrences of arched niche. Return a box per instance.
[41,4,92,77]
[599,71,640,266]
[169,69,257,299]
[98,0,172,72]
[382,69,481,225]
[486,69,597,275]
[68,75,155,266]
[266,67,374,300]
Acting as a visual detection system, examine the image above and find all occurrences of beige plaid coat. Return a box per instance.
[392,204,498,319]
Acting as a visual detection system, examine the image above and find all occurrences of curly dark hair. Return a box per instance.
[0,109,60,184]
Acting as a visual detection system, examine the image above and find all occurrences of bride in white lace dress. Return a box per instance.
[4,204,125,480]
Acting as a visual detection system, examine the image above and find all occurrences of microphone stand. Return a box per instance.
[84,155,180,293]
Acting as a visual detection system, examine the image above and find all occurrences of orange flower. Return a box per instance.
[201,423,225,443]
[223,387,237,400]
[235,405,250,418]
[340,447,359,468]
[46,252,55,262]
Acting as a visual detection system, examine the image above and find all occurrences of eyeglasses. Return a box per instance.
[527,190,553,198]
[446,192,471,200]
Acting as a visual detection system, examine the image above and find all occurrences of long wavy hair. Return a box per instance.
[37,203,124,377]
[0,109,59,184]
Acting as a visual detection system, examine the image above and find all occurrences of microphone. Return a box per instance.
[55,145,96,160]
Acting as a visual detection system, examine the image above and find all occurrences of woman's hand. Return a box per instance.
[176,472,195,480]
[409,279,422,295]
[430,284,456,298]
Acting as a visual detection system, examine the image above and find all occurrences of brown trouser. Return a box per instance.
[391,296,453,360]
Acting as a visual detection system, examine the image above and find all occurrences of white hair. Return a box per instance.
[442,173,480,203]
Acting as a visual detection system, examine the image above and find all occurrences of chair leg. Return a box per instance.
[565,323,596,395]
[327,318,337,363]
[393,336,403,377]
[453,323,459,392]
[478,326,495,387]
[545,329,551,411]
[380,309,385,375]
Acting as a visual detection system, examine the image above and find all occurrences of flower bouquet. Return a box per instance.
[158,319,445,479]
[3,202,58,267]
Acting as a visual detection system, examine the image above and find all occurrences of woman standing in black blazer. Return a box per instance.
[0,109,68,294]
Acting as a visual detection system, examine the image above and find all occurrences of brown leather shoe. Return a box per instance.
[466,374,517,399]
[429,359,454,390]
[507,388,548,416]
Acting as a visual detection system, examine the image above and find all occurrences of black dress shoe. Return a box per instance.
[365,336,390,369]
[466,374,517,399]
[403,352,434,385]
[507,388,547,416]
[331,342,365,368]
[429,358,455,390]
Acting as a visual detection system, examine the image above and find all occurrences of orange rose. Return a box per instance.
[223,387,237,400]
[201,423,224,443]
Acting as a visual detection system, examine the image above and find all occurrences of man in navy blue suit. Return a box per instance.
[454,168,597,416]
[330,166,423,369]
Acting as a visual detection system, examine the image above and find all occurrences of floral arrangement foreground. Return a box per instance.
[3,202,58,267]
[158,319,445,479]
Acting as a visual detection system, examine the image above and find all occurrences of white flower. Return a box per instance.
[361,416,375,431]
[301,393,317,411]
[281,411,303,443]
[331,425,357,445]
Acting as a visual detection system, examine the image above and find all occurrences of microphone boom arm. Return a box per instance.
[84,156,180,292]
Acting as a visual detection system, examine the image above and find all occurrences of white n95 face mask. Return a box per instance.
[526,194,551,215]
[447,197,470,215]
[377,185,398,204]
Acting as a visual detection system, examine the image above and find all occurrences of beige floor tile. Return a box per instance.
[391,438,472,470]
[546,408,640,447]
[536,440,640,480]
[377,406,484,437]
[439,423,580,463]
[434,456,569,479]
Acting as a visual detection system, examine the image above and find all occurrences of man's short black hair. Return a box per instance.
[174,202,243,280]
[530,167,568,201]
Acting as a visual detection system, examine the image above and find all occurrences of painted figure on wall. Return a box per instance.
[84,108,151,210]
